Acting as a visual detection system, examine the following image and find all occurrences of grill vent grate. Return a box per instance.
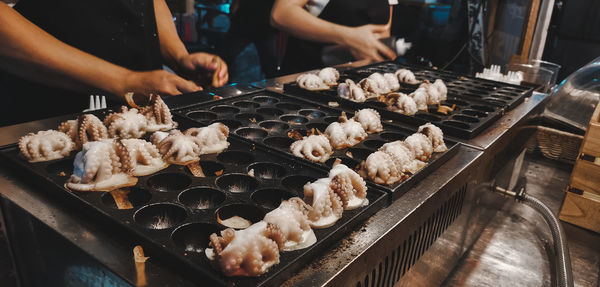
[358,185,467,287]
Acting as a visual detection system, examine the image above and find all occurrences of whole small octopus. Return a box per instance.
[183,122,230,154]
[324,114,367,149]
[395,68,420,85]
[140,94,178,132]
[154,130,203,165]
[379,141,425,174]
[353,108,383,134]
[358,150,404,185]
[403,133,434,161]
[379,93,418,116]
[290,134,333,163]
[317,67,340,86]
[409,87,429,111]
[104,106,148,139]
[383,72,400,92]
[58,114,108,149]
[19,130,74,162]
[117,139,169,176]
[418,123,448,153]
[328,160,368,210]
[296,73,329,91]
[303,178,344,228]
[263,197,316,251]
[337,79,367,102]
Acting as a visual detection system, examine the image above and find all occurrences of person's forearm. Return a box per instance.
[154,0,189,72]
[270,0,350,46]
[0,3,132,96]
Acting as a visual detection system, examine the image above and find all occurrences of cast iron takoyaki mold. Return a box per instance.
[175,90,460,200]
[0,114,387,287]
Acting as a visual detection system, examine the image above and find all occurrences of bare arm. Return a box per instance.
[0,3,200,100]
[270,0,396,61]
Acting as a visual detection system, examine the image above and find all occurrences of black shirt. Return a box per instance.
[0,0,162,126]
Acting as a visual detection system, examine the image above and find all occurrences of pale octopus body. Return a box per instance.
[418,123,448,153]
[19,130,74,162]
[359,151,404,185]
[263,198,316,251]
[353,108,383,134]
[154,130,203,165]
[395,68,420,85]
[379,141,425,174]
[324,118,367,149]
[104,107,148,139]
[58,114,108,149]
[183,123,230,154]
[403,133,434,161]
[290,134,333,163]
[380,93,418,116]
[317,67,340,86]
[303,178,344,228]
[383,72,400,92]
[118,139,169,176]
[296,73,329,91]
[329,162,368,209]
[140,95,178,132]
[409,87,429,110]
[338,79,367,102]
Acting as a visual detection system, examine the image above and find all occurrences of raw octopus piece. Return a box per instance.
[395,68,420,84]
[337,79,367,102]
[58,114,108,149]
[118,139,169,176]
[303,178,344,228]
[358,151,403,185]
[379,93,418,116]
[418,123,448,152]
[329,161,368,210]
[155,130,203,165]
[409,87,429,110]
[184,122,230,154]
[18,130,74,162]
[66,139,137,191]
[353,108,383,134]
[379,141,425,174]
[317,67,340,86]
[290,134,333,163]
[104,106,148,139]
[431,79,447,101]
[140,94,178,132]
[419,79,447,104]
[403,133,433,161]
[296,73,329,91]
[361,72,391,95]
[208,221,282,277]
[150,131,169,146]
[264,197,316,251]
[324,115,367,149]
[383,72,400,92]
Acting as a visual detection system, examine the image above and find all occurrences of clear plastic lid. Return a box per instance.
[543,57,600,132]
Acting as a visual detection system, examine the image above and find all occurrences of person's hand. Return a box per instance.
[343,24,396,62]
[178,52,229,87]
[118,70,202,100]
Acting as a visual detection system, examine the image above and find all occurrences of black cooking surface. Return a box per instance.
[0,115,386,287]
[175,91,459,200]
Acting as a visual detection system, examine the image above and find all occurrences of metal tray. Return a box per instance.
[175,91,460,201]
[0,115,387,287]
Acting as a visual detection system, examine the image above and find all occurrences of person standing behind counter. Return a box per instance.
[0,0,228,126]
[270,0,398,75]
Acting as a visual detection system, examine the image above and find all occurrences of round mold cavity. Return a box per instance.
[171,223,221,253]
[461,109,487,118]
[251,189,294,209]
[445,99,469,106]
[282,175,317,193]
[453,115,479,123]
[256,107,284,116]
[178,187,225,209]
[326,157,360,169]
[323,116,339,124]
[234,113,264,122]
[134,203,187,230]
[216,204,265,228]
[216,174,259,193]
[147,172,191,192]
[233,101,260,109]
[298,109,326,119]
[280,115,309,125]
[46,159,73,176]
[471,105,495,113]
[247,162,286,180]
[259,121,289,134]
[217,151,254,164]
[347,147,372,162]
[101,187,151,208]
[210,105,240,114]
[263,136,295,149]
[443,121,471,129]
[276,102,302,111]
[363,139,385,149]
[306,123,329,132]
[236,127,268,140]
[186,111,217,121]
[253,96,279,104]
[212,119,241,129]
[379,132,406,142]
[417,113,442,122]
[186,161,224,177]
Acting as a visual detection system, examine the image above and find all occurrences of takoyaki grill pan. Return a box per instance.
[175,90,459,201]
[0,114,387,287]
[346,61,534,111]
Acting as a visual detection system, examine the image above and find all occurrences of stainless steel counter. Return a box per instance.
[0,63,552,287]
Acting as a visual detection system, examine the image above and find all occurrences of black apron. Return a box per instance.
[280,0,390,75]
[0,0,163,127]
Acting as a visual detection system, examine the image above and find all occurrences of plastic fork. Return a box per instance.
[84,95,107,111]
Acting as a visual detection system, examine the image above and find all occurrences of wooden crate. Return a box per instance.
[559,102,600,233]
